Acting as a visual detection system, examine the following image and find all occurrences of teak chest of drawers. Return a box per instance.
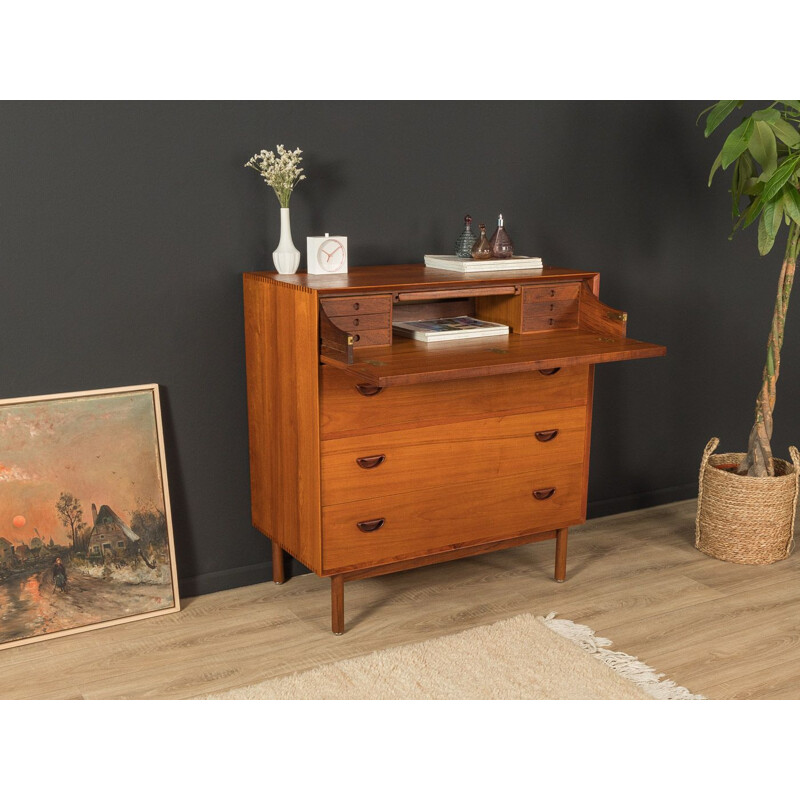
[243,264,665,633]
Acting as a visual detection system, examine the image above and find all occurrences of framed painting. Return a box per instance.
[0,384,180,651]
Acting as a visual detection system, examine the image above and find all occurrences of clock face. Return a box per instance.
[317,238,346,272]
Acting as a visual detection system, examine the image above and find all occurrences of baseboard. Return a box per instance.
[180,485,698,598]
[179,558,309,599]
[586,482,697,519]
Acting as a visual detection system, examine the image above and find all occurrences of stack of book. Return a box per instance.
[392,316,509,343]
[424,254,544,273]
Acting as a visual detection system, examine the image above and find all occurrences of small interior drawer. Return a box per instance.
[327,312,389,332]
[348,328,392,347]
[523,283,580,303]
[522,299,579,331]
[321,294,392,317]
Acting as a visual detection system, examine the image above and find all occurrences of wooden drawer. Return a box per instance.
[319,364,590,439]
[328,311,392,348]
[321,294,393,317]
[322,463,585,571]
[328,312,389,332]
[348,328,392,347]
[522,283,580,303]
[321,405,587,504]
[522,299,579,332]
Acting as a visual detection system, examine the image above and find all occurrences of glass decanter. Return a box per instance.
[454,214,477,258]
[471,223,493,259]
[489,214,514,259]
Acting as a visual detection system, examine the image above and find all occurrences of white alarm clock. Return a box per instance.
[307,234,348,274]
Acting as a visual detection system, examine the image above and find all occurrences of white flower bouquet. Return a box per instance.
[244,144,306,208]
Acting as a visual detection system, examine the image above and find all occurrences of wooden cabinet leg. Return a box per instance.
[331,575,345,635]
[272,540,285,585]
[554,528,568,582]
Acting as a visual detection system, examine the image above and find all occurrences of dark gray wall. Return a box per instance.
[2,101,796,594]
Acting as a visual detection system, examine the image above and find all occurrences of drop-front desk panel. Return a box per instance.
[243,264,665,634]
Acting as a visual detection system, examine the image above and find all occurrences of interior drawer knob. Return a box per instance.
[532,487,556,501]
[355,383,383,397]
[538,368,560,376]
[356,454,386,469]
[356,518,385,533]
[535,429,559,442]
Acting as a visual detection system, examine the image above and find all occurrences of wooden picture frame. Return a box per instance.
[0,384,180,651]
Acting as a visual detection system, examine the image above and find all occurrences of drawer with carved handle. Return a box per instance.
[319,364,590,439]
[322,462,584,572]
[321,405,587,505]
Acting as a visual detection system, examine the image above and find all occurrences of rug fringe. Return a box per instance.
[539,613,705,700]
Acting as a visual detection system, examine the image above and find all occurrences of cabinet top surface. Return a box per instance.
[245,264,597,294]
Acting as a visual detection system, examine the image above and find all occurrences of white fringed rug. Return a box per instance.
[202,613,704,700]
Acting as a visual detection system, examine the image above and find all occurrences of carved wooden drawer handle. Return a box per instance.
[532,487,556,500]
[352,334,361,342]
[356,454,386,469]
[356,518,385,533]
[535,429,559,442]
[538,368,561,376]
[353,318,360,326]
[356,383,383,396]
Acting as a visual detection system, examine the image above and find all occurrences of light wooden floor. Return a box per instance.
[2,498,798,700]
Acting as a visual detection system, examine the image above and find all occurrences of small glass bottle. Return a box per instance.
[489,214,514,259]
[454,214,477,258]
[471,223,493,259]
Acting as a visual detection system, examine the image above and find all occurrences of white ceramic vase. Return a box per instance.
[273,207,301,274]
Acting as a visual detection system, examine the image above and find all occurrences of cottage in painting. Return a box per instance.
[0,537,14,566]
[86,503,140,559]
[14,544,31,562]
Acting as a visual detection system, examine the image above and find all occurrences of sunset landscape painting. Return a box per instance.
[0,384,179,650]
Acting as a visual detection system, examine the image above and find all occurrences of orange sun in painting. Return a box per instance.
[12,515,26,528]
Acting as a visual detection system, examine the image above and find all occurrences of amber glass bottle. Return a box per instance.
[471,223,493,259]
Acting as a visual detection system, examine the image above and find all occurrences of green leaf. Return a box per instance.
[782,184,800,225]
[780,101,800,114]
[743,177,762,196]
[743,194,765,229]
[751,108,781,123]
[762,153,800,203]
[708,151,723,186]
[731,153,753,217]
[758,196,784,255]
[768,118,800,148]
[703,101,741,138]
[721,117,755,168]
[748,121,778,177]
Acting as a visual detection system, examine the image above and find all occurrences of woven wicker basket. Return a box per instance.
[695,437,800,565]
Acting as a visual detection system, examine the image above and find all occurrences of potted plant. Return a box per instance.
[695,101,800,564]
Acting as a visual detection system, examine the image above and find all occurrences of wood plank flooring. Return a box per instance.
[2,498,798,700]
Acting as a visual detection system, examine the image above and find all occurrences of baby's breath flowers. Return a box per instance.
[244,145,306,208]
